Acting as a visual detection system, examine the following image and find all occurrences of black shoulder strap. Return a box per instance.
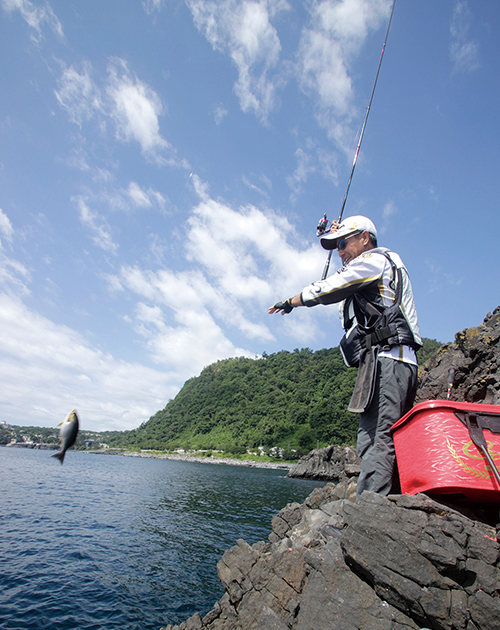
[380,250,403,309]
[364,251,403,349]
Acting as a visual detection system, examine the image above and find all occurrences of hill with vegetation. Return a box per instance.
[102,338,441,456]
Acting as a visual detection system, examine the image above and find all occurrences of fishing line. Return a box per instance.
[321,0,397,280]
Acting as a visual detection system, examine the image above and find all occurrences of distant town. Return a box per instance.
[0,420,108,451]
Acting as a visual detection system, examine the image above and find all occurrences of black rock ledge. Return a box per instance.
[161,479,499,630]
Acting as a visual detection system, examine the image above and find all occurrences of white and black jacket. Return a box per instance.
[301,247,422,358]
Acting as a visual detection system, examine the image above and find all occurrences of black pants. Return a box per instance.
[356,356,418,499]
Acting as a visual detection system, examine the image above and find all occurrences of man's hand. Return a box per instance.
[268,299,294,315]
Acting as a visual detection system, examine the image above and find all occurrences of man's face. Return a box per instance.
[337,231,370,265]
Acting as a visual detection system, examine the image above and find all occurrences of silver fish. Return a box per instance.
[51,409,79,464]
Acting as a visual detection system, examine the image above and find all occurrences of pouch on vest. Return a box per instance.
[339,324,364,368]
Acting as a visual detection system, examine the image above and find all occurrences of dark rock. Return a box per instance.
[286,445,360,481]
[416,306,500,404]
[164,490,499,630]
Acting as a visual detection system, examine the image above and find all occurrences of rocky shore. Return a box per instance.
[4,442,55,450]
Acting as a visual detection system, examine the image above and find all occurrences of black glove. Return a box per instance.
[274,299,294,314]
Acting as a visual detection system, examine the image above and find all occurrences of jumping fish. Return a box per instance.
[51,409,79,464]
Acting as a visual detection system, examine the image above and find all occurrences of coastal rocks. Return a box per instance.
[286,445,360,481]
[160,480,500,630]
[416,306,500,405]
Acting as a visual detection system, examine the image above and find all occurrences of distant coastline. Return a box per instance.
[3,442,56,450]
[89,449,293,470]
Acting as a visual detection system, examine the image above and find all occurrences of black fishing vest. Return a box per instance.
[339,251,421,368]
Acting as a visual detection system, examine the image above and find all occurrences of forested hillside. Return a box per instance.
[106,339,441,455]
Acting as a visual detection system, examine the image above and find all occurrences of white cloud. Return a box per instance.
[142,0,164,13]
[382,200,397,220]
[185,190,323,301]
[105,179,330,377]
[126,182,168,212]
[117,265,257,376]
[1,0,63,42]
[286,144,339,200]
[183,186,336,341]
[78,182,169,216]
[56,58,186,168]
[449,1,479,74]
[186,0,288,122]
[242,173,271,199]
[213,103,228,124]
[378,200,397,235]
[286,147,316,201]
[55,61,102,125]
[0,208,14,245]
[297,0,391,148]
[0,292,176,431]
[106,58,170,157]
[317,147,339,185]
[298,30,353,116]
[74,196,118,254]
[127,182,153,208]
[0,254,30,296]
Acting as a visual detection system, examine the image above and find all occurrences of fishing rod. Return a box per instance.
[320,0,397,280]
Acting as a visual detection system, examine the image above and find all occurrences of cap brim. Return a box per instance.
[320,232,340,250]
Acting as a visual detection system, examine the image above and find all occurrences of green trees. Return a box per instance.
[417,338,442,364]
[107,346,360,452]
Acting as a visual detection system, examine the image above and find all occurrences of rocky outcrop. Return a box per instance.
[161,481,499,630]
[416,306,500,405]
[286,445,360,481]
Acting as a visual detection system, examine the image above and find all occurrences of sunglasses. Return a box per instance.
[337,232,360,250]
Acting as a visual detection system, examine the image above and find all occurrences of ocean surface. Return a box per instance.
[0,447,323,630]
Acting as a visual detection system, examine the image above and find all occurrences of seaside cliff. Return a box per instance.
[161,308,500,630]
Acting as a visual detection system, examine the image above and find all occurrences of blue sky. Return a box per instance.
[1,0,498,432]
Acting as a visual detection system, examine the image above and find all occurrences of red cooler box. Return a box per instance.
[391,400,500,502]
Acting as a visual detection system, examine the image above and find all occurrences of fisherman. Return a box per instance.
[269,215,422,499]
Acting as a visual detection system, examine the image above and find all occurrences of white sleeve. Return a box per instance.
[301,250,387,307]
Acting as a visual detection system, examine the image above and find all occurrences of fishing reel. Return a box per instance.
[316,213,329,237]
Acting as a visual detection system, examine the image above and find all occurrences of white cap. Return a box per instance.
[320,215,377,250]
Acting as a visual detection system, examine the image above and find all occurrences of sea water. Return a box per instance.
[0,447,323,629]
